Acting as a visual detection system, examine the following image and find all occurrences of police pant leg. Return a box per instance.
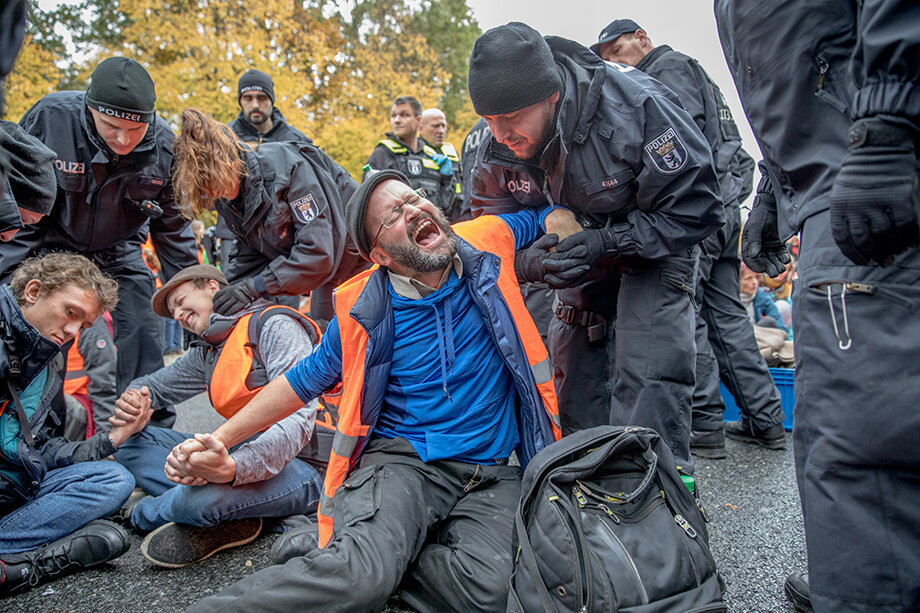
[795,209,920,612]
[108,265,174,428]
[548,313,616,435]
[691,230,726,433]
[612,248,698,473]
[701,206,784,430]
[520,282,554,343]
[398,462,522,613]
[189,437,504,613]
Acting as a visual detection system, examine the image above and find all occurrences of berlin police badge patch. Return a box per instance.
[644,127,688,174]
[289,193,318,224]
[407,159,422,175]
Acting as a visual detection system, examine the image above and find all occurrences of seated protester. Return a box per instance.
[740,262,787,333]
[0,253,145,594]
[175,170,561,613]
[110,265,325,568]
[62,314,117,440]
[172,109,367,326]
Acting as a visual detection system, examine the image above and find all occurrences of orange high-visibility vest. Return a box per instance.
[206,305,322,420]
[317,215,560,547]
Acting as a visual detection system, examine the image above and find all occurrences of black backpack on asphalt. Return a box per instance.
[507,425,726,613]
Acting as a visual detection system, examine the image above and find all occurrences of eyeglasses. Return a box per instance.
[370,188,426,249]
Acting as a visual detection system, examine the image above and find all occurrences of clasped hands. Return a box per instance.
[164,432,237,486]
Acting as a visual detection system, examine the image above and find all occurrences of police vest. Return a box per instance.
[316,215,561,546]
[205,306,321,420]
[376,138,444,197]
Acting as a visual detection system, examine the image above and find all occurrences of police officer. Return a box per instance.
[0,57,198,428]
[0,120,56,242]
[364,96,455,214]
[0,0,28,235]
[460,117,490,222]
[468,23,723,471]
[419,108,463,221]
[715,1,920,610]
[229,69,311,146]
[591,19,785,458]
[172,109,365,325]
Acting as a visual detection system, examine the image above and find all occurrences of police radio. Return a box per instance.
[128,198,163,219]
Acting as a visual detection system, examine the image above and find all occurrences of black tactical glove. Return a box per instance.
[212,278,265,315]
[741,175,791,278]
[830,116,919,266]
[514,234,558,283]
[543,227,617,288]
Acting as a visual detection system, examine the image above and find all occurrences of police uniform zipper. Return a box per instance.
[816,59,829,93]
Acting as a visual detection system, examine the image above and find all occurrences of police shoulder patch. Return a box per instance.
[289,193,318,224]
[644,127,688,174]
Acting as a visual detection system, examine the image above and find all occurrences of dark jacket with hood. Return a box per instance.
[229,108,312,146]
[1,91,197,281]
[472,36,723,263]
[216,142,363,296]
[0,285,115,515]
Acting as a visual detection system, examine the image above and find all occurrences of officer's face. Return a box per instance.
[420,113,447,147]
[166,279,220,336]
[482,91,559,160]
[19,281,102,346]
[390,104,420,141]
[366,180,457,278]
[240,91,273,126]
[598,33,646,67]
[89,108,149,155]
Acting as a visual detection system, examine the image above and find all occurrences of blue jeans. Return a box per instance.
[114,427,322,532]
[163,318,183,353]
[0,461,134,555]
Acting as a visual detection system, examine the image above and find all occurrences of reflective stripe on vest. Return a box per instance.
[378,138,407,154]
[315,218,560,547]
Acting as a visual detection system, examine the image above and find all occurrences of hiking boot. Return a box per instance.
[0,519,129,594]
[690,428,727,459]
[784,572,813,612]
[271,518,319,565]
[724,419,786,450]
[141,518,262,568]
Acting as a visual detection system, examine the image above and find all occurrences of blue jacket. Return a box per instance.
[753,288,787,333]
[286,220,557,468]
[0,286,116,515]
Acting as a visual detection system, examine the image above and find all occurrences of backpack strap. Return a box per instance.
[514,511,560,613]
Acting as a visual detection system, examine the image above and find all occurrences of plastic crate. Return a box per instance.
[720,367,795,431]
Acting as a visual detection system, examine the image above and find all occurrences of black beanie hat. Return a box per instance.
[85,57,157,124]
[345,169,411,261]
[238,69,275,105]
[0,120,57,215]
[468,22,562,116]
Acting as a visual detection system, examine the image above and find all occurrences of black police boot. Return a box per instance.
[271,517,319,565]
[784,572,813,612]
[0,520,129,594]
[724,418,786,450]
[690,428,727,459]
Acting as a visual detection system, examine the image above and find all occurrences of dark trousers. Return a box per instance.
[189,437,522,613]
[550,248,698,473]
[692,204,784,432]
[106,262,174,428]
[794,210,920,612]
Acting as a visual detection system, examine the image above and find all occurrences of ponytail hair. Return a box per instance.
[172,108,247,218]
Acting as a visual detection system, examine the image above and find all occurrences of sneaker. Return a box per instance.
[690,429,727,459]
[724,419,786,450]
[0,519,129,594]
[784,572,813,612]
[109,487,147,528]
[271,518,319,565]
[141,518,262,568]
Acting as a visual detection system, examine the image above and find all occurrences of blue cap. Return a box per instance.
[590,19,643,55]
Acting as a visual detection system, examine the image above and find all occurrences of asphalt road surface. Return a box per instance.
[1,392,806,612]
